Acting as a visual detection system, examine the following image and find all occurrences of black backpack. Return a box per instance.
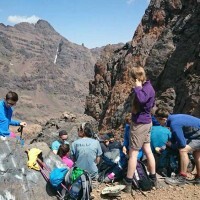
[132,161,153,191]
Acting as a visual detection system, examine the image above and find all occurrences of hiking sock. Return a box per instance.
[124,177,132,184]
[179,172,187,177]
[149,174,157,187]
[123,177,132,193]
[149,173,156,179]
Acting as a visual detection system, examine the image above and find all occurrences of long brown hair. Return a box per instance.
[130,66,147,83]
[129,66,147,114]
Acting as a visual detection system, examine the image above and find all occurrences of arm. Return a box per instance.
[123,124,130,148]
[10,119,20,126]
[51,141,60,155]
[171,124,186,149]
[70,142,76,161]
[134,86,150,104]
[96,156,101,164]
[96,141,102,164]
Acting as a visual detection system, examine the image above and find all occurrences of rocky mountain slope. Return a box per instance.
[86,0,200,132]
[0,20,98,123]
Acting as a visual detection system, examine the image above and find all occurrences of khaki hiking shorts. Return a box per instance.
[129,122,152,150]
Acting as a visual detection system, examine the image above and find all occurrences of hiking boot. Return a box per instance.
[122,178,132,193]
[188,177,200,185]
[165,175,186,186]
[149,177,157,187]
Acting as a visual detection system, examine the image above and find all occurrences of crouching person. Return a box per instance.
[71,123,102,180]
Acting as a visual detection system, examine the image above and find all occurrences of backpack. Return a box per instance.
[64,167,92,200]
[157,148,195,177]
[132,161,153,191]
[49,167,68,188]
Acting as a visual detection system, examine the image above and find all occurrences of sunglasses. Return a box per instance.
[6,100,16,106]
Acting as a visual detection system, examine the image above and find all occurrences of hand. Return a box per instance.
[20,122,27,127]
[122,146,127,155]
[166,141,172,147]
[135,79,142,87]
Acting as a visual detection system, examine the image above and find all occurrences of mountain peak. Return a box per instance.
[35,19,56,33]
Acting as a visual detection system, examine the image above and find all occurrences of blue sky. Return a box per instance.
[0,0,149,48]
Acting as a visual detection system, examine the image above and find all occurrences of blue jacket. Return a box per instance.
[0,100,20,136]
[167,114,200,149]
[123,123,143,159]
[123,124,130,149]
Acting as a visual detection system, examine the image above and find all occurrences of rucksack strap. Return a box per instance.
[80,172,92,200]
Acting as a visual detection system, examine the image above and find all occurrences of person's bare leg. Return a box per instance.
[179,145,192,174]
[123,148,138,193]
[126,148,138,178]
[143,142,156,174]
[193,150,200,177]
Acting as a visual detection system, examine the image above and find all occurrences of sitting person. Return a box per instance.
[0,91,27,137]
[51,130,69,154]
[57,144,74,168]
[107,132,122,150]
[71,122,102,180]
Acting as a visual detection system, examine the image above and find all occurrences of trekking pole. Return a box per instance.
[37,159,68,190]
[20,125,23,140]
[36,159,66,200]
[17,125,24,146]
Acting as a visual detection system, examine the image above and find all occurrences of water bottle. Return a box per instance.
[171,172,176,179]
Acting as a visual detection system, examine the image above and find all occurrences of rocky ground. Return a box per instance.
[92,179,200,200]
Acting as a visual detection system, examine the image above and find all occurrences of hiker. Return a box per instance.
[0,91,27,137]
[71,122,102,180]
[51,130,69,154]
[155,108,200,185]
[123,66,156,193]
[57,144,74,168]
[106,132,122,150]
[100,133,122,153]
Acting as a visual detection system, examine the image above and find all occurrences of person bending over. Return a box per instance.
[155,108,200,185]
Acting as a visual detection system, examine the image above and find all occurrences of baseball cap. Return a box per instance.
[59,130,68,137]
[100,134,110,142]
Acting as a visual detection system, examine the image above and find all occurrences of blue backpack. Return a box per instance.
[49,167,68,188]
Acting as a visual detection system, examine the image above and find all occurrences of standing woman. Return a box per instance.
[123,66,156,192]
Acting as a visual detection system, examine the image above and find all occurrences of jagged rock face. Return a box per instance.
[86,0,200,132]
[0,20,97,123]
[0,139,66,200]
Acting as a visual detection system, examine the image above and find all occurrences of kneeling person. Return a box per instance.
[71,123,102,180]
